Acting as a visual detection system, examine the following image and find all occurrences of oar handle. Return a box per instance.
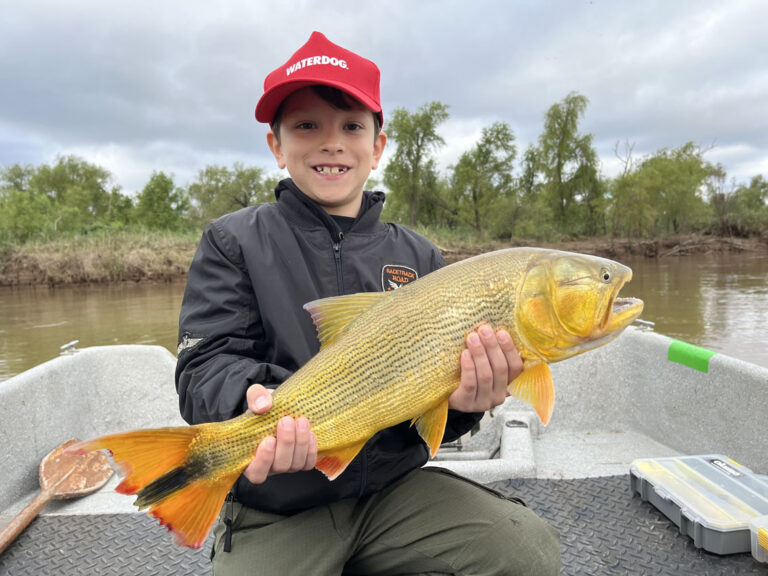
[0,489,54,554]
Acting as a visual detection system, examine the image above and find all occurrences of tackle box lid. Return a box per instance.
[630,454,768,556]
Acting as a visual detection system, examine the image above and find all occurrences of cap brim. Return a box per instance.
[255,78,383,126]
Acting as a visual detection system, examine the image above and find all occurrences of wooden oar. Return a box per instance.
[0,438,114,554]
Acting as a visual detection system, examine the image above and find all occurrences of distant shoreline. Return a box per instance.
[1,233,765,287]
[438,234,766,265]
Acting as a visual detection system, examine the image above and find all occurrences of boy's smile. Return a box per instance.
[267,88,386,218]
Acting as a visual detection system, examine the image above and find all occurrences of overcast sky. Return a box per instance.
[2,0,766,194]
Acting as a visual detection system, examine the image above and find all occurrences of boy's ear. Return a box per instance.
[267,130,286,169]
[371,131,387,170]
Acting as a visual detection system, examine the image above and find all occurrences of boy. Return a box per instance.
[176,31,560,575]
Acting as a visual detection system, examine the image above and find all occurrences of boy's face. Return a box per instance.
[267,87,386,218]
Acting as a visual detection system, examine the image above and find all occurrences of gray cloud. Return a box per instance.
[1,0,766,193]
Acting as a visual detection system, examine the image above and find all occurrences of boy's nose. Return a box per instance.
[320,127,344,152]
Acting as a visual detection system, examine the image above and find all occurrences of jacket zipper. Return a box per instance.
[331,229,368,494]
[332,231,344,294]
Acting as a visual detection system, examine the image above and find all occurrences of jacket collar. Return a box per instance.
[274,178,385,239]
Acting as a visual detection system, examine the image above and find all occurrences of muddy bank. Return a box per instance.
[0,235,197,286]
[439,234,767,265]
[1,233,765,286]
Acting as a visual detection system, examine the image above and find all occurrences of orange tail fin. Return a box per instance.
[70,427,240,549]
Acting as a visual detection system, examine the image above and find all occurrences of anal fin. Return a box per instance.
[316,440,367,480]
[411,399,449,458]
[508,361,555,426]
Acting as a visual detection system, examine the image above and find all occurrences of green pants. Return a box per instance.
[211,467,560,575]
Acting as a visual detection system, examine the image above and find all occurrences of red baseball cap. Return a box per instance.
[255,31,383,127]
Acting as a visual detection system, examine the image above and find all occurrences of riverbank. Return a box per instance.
[0,231,199,286]
[1,232,765,286]
[432,233,766,264]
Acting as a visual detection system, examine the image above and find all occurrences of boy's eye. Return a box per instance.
[345,122,364,131]
[295,121,315,130]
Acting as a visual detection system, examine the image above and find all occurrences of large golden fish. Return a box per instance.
[72,247,643,548]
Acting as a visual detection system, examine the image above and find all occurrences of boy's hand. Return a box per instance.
[243,384,318,484]
[448,324,523,413]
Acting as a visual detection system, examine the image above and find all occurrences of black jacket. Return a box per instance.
[176,179,482,513]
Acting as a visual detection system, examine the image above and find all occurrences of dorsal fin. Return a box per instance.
[303,292,387,348]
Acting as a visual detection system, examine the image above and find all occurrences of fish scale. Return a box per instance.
[71,247,643,548]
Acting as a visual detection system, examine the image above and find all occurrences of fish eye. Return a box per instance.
[600,268,611,283]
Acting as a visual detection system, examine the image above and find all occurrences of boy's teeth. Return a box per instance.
[316,166,345,175]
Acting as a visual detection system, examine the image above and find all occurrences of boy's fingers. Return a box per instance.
[244,417,318,483]
[450,349,477,408]
[497,330,523,382]
[272,417,297,473]
[451,327,521,412]
[291,417,312,470]
[478,325,509,402]
[246,384,273,414]
[304,432,318,471]
[467,328,494,407]
[244,436,276,484]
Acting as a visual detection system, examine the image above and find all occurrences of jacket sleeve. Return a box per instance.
[175,222,292,425]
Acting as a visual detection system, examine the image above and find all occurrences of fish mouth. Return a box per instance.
[603,293,644,333]
[612,297,643,315]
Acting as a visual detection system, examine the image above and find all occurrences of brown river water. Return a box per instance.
[1,252,766,382]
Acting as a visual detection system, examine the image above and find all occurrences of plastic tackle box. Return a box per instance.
[750,515,768,563]
[630,454,768,560]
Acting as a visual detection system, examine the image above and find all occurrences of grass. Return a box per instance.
[0,229,200,285]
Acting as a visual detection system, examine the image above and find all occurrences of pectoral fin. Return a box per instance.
[411,399,449,457]
[315,440,367,480]
[508,361,555,426]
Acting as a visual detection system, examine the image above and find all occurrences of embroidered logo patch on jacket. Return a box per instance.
[381,265,418,291]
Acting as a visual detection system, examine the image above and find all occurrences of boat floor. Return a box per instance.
[1,420,765,573]
[0,475,762,575]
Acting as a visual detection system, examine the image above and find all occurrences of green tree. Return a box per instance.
[537,92,601,235]
[134,172,189,231]
[383,102,449,226]
[0,165,54,242]
[711,174,768,236]
[29,155,118,233]
[519,145,540,199]
[610,170,655,238]
[610,142,718,237]
[413,164,456,228]
[0,163,35,191]
[511,145,552,239]
[639,143,713,234]
[0,158,127,241]
[106,189,135,229]
[609,141,651,238]
[187,163,276,224]
[451,122,517,236]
